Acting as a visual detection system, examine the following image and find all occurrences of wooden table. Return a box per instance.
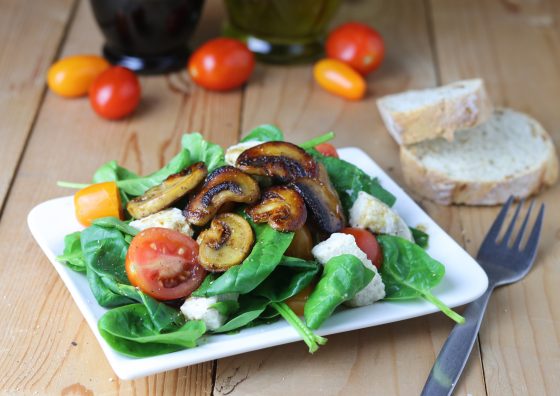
[1,0,559,394]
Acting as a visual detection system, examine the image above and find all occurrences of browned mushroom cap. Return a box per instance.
[185,166,260,226]
[197,213,254,272]
[246,185,307,232]
[290,166,345,234]
[236,141,318,183]
[127,162,208,219]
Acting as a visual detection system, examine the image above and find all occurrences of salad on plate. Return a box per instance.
[56,125,464,357]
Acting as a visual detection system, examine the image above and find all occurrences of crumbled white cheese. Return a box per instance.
[224,141,261,166]
[129,208,193,237]
[349,191,413,241]
[180,293,238,331]
[311,233,385,307]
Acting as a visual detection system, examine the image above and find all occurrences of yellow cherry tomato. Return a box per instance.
[74,182,123,226]
[286,284,315,317]
[313,59,366,100]
[47,55,110,97]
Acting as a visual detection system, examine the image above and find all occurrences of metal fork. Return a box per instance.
[421,196,545,396]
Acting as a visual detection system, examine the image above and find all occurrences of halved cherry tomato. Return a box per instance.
[74,181,123,226]
[341,227,383,269]
[326,22,385,76]
[188,38,255,91]
[89,66,141,120]
[125,228,206,301]
[47,55,110,97]
[286,283,314,316]
[315,143,339,158]
[313,59,366,100]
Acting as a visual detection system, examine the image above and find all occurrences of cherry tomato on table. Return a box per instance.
[326,22,385,76]
[89,66,141,120]
[315,143,339,158]
[74,181,123,227]
[313,59,366,100]
[341,227,383,269]
[188,38,255,91]
[125,228,206,301]
[47,55,110,97]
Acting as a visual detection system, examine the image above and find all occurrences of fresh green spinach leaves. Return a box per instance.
[240,124,284,143]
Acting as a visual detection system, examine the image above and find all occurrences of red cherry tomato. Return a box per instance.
[125,228,206,300]
[188,38,255,91]
[341,227,383,269]
[315,143,339,158]
[89,66,141,120]
[326,22,385,76]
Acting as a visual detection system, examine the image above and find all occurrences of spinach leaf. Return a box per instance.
[240,124,284,143]
[210,300,240,316]
[191,273,218,297]
[304,254,374,330]
[57,232,86,272]
[377,235,464,324]
[298,132,335,150]
[213,296,269,333]
[92,217,139,237]
[181,132,225,172]
[86,270,135,307]
[308,149,396,211]
[410,227,429,248]
[92,160,139,184]
[204,222,294,296]
[98,304,205,357]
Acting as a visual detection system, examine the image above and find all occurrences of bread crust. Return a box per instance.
[399,116,559,205]
[377,79,493,145]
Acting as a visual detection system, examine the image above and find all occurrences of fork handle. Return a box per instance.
[421,285,495,396]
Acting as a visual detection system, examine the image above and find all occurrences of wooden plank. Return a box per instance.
[0,0,241,394]
[0,0,76,213]
[214,1,486,394]
[430,0,560,394]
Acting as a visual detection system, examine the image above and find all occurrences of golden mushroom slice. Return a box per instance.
[236,141,319,183]
[127,162,208,219]
[185,166,260,226]
[246,186,307,232]
[197,213,254,272]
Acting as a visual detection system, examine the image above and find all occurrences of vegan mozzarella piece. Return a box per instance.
[180,294,238,331]
[224,141,261,166]
[311,233,385,307]
[129,208,194,237]
[349,191,413,241]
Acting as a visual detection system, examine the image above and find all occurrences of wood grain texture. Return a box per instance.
[431,0,560,394]
[0,0,239,394]
[0,0,76,214]
[214,1,486,395]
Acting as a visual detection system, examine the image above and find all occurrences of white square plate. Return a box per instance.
[28,147,488,380]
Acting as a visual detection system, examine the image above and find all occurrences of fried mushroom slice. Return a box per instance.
[246,186,307,232]
[185,166,260,226]
[127,162,208,219]
[290,176,345,234]
[197,213,254,272]
[236,141,318,183]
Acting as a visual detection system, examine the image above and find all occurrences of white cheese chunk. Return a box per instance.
[180,293,238,331]
[129,208,193,237]
[224,141,261,166]
[311,233,385,307]
[349,191,413,241]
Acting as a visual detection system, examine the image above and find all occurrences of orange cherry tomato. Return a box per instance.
[326,22,385,76]
[286,283,314,316]
[315,143,339,158]
[125,228,206,301]
[313,59,366,100]
[47,55,110,97]
[341,227,383,269]
[188,38,255,91]
[89,66,141,120]
[285,225,314,260]
[74,181,123,226]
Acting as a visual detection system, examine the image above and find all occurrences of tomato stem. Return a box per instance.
[270,301,327,353]
[299,132,335,150]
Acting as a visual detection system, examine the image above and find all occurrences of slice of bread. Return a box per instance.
[400,108,559,205]
[377,79,493,145]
